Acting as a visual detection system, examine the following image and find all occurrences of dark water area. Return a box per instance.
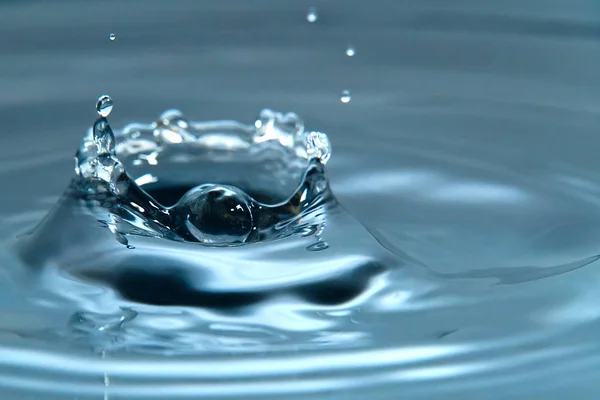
[1,1,600,399]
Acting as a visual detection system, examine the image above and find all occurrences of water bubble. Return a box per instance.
[307,7,318,23]
[346,45,355,57]
[96,95,114,118]
[340,90,351,103]
[109,33,116,41]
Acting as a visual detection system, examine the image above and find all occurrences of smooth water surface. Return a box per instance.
[1,1,600,399]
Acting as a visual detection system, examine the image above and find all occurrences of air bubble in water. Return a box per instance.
[346,45,355,57]
[340,90,351,103]
[96,95,114,117]
[307,7,318,23]
[109,33,116,41]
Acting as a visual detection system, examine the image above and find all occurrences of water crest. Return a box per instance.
[14,99,405,359]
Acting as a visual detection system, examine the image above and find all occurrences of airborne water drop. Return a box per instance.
[340,90,351,103]
[346,45,355,57]
[307,7,318,23]
[109,33,116,41]
[96,95,114,117]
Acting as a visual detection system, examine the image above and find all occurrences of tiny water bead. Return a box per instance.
[307,7,318,23]
[109,33,116,41]
[340,90,351,103]
[96,95,114,118]
[346,45,355,57]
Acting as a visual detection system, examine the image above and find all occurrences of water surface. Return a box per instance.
[1,1,600,399]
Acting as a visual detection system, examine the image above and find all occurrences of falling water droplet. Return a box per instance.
[96,95,114,118]
[346,45,355,57]
[307,7,318,23]
[340,90,351,103]
[109,33,116,41]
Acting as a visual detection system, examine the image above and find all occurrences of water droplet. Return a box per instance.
[109,33,116,41]
[346,45,355,57]
[340,90,351,103]
[96,95,114,117]
[307,7,318,23]
[172,186,254,244]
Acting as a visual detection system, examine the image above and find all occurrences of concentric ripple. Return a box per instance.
[2,0,600,399]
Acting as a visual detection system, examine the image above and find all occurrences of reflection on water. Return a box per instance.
[1,0,600,399]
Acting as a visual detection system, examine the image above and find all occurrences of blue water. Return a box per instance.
[1,1,600,399]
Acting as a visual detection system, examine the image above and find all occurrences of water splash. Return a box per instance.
[16,102,404,350]
[71,102,334,247]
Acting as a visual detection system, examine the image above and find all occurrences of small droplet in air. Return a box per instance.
[109,33,116,41]
[340,90,351,103]
[96,95,114,117]
[346,45,355,57]
[307,7,318,23]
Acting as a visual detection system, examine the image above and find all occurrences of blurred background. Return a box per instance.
[1,0,599,216]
